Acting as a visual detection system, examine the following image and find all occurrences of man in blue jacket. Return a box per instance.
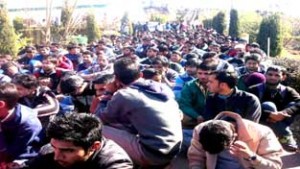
[0,82,42,163]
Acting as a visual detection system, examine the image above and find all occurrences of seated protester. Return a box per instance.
[140,46,159,66]
[12,74,59,128]
[173,58,199,100]
[142,68,162,82]
[23,113,133,169]
[78,51,113,81]
[2,61,29,78]
[152,55,179,88]
[0,83,42,164]
[248,66,300,152]
[188,111,282,169]
[17,47,36,71]
[94,40,116,63]
[77,50,94,72]
[236,53,265,77]
[202,52,235,72]
[170,50,186,68]
[58,73,95,113]
[90,74,118,116]
[55,52,73,72]
[34,56,64,92]
[227,51,245,68]
[116,45,140,63]
[237,72,266,91]
[100,58,182,167]
[64,44,81,70]
[205,70,261,122]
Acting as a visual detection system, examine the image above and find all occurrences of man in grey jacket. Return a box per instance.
[100,58,182,168]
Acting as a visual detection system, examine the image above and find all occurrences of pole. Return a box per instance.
[267,37,270,58]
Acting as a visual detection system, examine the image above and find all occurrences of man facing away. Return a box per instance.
[99,58,182,167]
[23,113,133,169]
[188,111,282,169]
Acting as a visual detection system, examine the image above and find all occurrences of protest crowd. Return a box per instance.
[0,21,299,169]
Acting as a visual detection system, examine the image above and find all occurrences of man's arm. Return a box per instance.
[187,124,207,169]
[244,93,262,123]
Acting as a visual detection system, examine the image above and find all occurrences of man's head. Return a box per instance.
[202,52,219,64]
[96,51,109,68]
[2,62,19,77]
[93,74,115,97]
[59,73,85,95]
[47,113,102,168]
[207,71,237,94]
[0,82,19,112]
[199,120,236,154]
[82,51,93,64]
[244,54,261,72]
[146,46,159,58]
[185,58,199,77]
[197,62,216,86]
[114,58,141,86]
[152,56,169,75]
[265,65,283,87]
[42,56,57,73]
[12,74,39,98]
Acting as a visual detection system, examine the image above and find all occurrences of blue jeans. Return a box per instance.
[261,101,295,137]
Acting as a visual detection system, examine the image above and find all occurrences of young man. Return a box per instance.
[236,53,265,77]
[205,70,261,122]
[12,74,59,128]
[188,111,282,169]
[0,83,42,164]
[248,65,300,151]
[100,58,182,167]
[23,113,133,169]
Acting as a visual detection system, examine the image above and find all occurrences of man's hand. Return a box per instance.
[229,140,254,159]
[267,111,291,123]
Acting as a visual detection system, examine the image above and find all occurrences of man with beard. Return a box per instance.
[248,65,300,152]
[173,58,200,100]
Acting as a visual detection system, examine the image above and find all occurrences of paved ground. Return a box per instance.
[166,151,300,169]
[282,151,300,169]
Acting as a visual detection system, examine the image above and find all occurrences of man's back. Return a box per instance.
[100,79,182,154]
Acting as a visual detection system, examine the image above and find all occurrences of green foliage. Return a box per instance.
[149,13,168,23]
[86,13,101,43]
[239,12,262,43]
[16,33,32,51]
[229,9,239,38]
[257,13,283,57]
[61,0,72,27]
[203,19,213,29]
[0,7,18,57]
[69,34,88,45]
[13,17,25,33]
[212,12,226,35]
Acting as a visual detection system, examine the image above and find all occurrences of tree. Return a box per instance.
[229,9,239,38]
[13,17,25,34]
[212,12,226,34]
[203,18,213,29]
[239,12,262,43]
[86,13,101,43]
[257,13,282,57]
[0,6,18,56]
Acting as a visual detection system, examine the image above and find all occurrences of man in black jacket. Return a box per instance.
[248,65,300,152]
[204,70,261,122]
[23,113,133,169]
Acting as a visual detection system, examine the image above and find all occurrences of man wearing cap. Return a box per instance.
[188,111,282,169]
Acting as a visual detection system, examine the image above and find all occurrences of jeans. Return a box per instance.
[261,101,295,137]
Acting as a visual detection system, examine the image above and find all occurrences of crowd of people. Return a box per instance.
[0,21,299,169]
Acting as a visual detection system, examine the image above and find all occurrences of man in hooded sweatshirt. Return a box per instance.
[99,58,182,168]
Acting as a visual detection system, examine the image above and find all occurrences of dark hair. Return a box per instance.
[142,68,160,79]
[202,52,218,61]
[47,113,102,151]
[266,65,283,74]
[197,62,217,71]
[93,74,115,85]
[59,74,84,94]
[152,55,169,67]
[244,53,261,63]
[210,70,237,88]
[12,74,38,89]
[114,58,140,85]
[199,120,233,154]
[1,62,18,74]
[185,58,200,67]
[0,83,19,109]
